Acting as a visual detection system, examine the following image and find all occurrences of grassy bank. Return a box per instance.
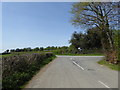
[56,53,104,56]
[98,60,120,71]
[2,53,56,89]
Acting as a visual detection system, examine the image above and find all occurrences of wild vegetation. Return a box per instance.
[2,52,55,89]
[70,2,119,65]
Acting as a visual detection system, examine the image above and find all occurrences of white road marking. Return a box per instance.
[98,81,110,88]
[72,61,84,70]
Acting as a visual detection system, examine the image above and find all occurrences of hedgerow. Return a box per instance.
[2,52,55,89]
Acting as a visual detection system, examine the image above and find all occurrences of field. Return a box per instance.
[56,53,104,56]
[0,49,104,58]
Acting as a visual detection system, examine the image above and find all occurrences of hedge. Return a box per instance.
[1,52,55,89]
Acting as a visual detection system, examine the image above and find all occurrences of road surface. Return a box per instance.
[25,55,118,88]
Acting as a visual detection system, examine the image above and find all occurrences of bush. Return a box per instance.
[2,53,55,89]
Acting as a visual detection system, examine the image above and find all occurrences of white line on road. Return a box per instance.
[72,61,84,70]
[98,81,110,88]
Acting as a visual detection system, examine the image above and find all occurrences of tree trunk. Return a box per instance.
[106,31,113,50]
[105,23,114,51]
[101,38,105,52]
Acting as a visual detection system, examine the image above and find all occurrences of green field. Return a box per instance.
[0,50,104,58]
[56,53,104,56]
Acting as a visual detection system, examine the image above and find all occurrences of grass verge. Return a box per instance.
[56,53,104,56]
[98,60,120,71]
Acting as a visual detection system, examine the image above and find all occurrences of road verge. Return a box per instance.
[98,59,120,71]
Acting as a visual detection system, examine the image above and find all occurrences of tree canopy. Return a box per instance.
[69,27,102,50]
[70,2,119,64]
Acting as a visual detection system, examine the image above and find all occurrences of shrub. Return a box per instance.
[2,53,55,89]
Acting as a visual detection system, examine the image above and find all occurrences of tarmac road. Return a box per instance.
[25,55,118,88]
